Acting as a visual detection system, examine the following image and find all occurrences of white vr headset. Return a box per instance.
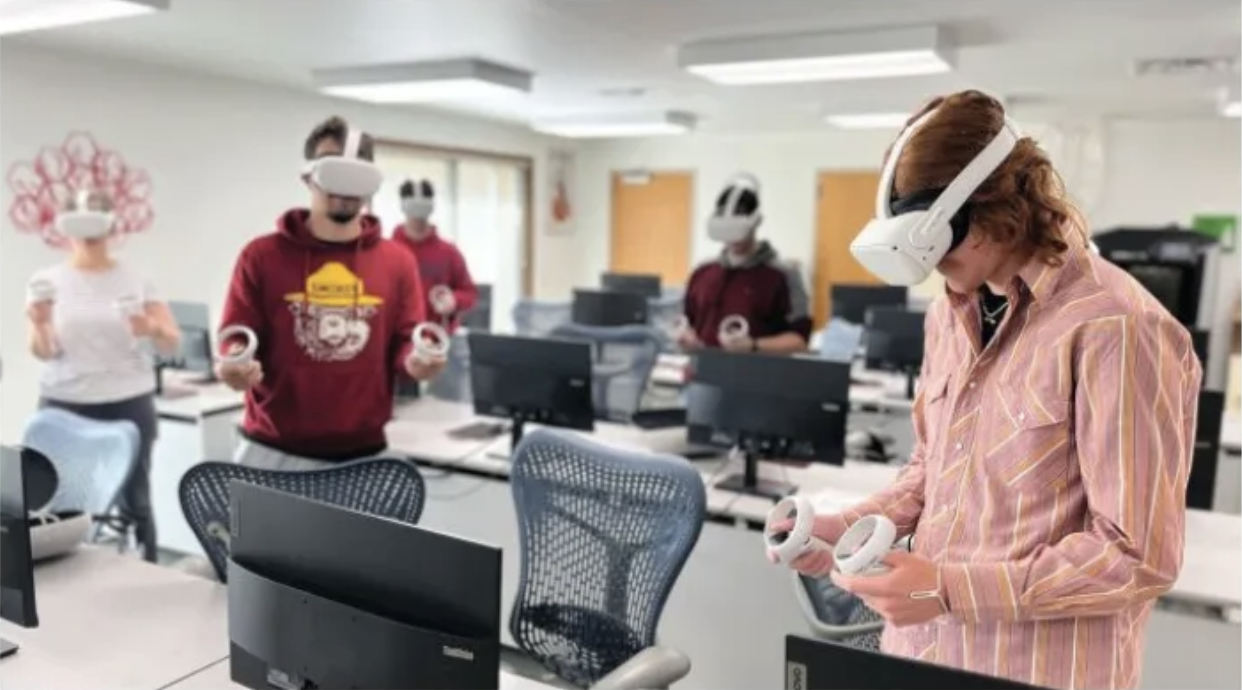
[849,109,1021,286]
[401,180,435,220]
[55,189,114,240]
[707,172,762,243]
[303,127,383,198]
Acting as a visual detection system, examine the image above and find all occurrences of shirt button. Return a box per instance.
[954,442,963,451]
[968,381,977,389]
[1017,412,1026,422]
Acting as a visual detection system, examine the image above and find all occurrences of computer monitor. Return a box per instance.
[864,306,925,399]
[571,289,649,327]
[227,481,502,690]
[831,284,908,325]
[600,272,662,299]
[1,446,45,659]
[461,283,492,332]
[686,351,850,500]
[157,301,217,388]
[1187,389,1225,511]
[785,634,1046,689]
[467,333,595,453]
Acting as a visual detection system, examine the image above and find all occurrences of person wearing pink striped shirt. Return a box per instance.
[781,91,1201,689]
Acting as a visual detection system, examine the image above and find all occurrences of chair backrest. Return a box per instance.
[549,323,663,422]
[508,428,706,687]
[792,573,884,651]
[21,408,139,516]
[178,457,427,581]
[512,299,572,337]
[426,331,472,402]
[646,295,685,352]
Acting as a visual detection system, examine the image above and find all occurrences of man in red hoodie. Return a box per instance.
[215,117,446,470]
[391,179,478,332]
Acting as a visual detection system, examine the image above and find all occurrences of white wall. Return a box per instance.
[0,44,573,437]
[572,116,1241,300]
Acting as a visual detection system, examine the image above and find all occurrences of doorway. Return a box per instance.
[609,171,694,288]
[813,171,883,328]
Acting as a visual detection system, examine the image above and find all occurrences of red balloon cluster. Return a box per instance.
[7,132,154,247]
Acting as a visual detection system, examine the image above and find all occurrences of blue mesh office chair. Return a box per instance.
[427,331,472,402]
[513,299,573,337]
[178,458,427,582]
[22,407,139,545]
[549,324,662,423]
[792,573,884,651]
[646,295,685,353]
[508,429,704,689]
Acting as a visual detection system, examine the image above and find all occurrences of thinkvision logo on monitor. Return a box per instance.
[443,645,475,661]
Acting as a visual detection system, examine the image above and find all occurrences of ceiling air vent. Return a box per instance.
[1132,56,1238,77]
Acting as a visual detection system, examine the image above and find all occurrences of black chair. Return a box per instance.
[178,457,427,581]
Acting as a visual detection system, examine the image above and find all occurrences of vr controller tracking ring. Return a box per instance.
[833,514,898,577]
[718,314,749,345]
[429,284,454,318]
[217,324,259,364]
[26,277,56,304]
[411,322,450,364]
[764,496,830,565]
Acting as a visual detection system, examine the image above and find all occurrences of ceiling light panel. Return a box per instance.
[824,112,910,129]
[531,112,697,139]
[679,25,954,86]
[314,59,532,104]
[0,0,167,36]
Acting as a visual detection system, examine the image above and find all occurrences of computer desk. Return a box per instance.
[166,657,564,690]
[0,548,229,690]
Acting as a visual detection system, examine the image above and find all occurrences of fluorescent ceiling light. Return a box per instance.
[679,26,953,85]
[825,112,909,129]
[314,59,532,104]
[532,112,697,139]
[0,0,166,36]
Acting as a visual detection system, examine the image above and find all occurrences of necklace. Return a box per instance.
[980,295,1009,326]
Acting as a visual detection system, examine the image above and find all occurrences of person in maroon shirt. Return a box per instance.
[214,117,445,469]
[391,179,478,333]
[678,174,812,354]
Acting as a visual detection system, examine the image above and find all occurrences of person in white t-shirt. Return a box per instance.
[26,188,180,562]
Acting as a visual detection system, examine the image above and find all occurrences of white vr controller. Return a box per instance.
[429,285,455,316]
[26,278,56,304]
[410,322,450,364]
[763,497,898,577]
[114,294,144,318]
[217,324,259,365]
[718,314,749,347]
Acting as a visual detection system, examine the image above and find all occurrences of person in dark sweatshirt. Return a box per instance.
[215,116,446,470]
[391,179,478,333]
[679,173,812,354]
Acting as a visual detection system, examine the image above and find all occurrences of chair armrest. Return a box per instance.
[588,645,691,690]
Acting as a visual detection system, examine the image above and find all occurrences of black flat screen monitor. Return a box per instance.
[831,285,908,325]
[785,634,1047,689]
[1187,390,1225,511]
[228,481,502,690]
[572,289,649,327]
[1,446,44,658]
[864,306,925,399]
[686,351,850,500]
[467,333,594,452]
[600,272,662,299]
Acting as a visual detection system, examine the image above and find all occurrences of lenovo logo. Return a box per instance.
[443,645,474,661]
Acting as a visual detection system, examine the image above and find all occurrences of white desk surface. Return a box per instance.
[1,548,229,690]
[155,373,245,420]
[1222,412,1241,453]
[167,657,565,690]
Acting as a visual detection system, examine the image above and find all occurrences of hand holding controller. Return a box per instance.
[429,285,456,317]
[405,322,450,381]
[26,278,56,326]
[718,314,749,349]
[215,325,262,391]
[764,496,833,565]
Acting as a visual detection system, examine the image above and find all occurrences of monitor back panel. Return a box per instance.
[600,272,662,299]
[784,635,1046,690]
[0,446,37,628]
[466,334,594,429]
[571,289,650,326]
[831,285,908,325]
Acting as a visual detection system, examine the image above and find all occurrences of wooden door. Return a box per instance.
[813,171,883,328]
[609,171,693,286]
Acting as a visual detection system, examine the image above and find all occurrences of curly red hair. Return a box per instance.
[892,90,1089,265]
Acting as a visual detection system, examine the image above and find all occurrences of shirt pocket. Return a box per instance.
[986,382,1072,491]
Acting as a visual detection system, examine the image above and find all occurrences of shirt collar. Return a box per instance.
[942,240,1086,305]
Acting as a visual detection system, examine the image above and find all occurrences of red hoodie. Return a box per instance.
[391,225,477,333]
[220,209,425,460]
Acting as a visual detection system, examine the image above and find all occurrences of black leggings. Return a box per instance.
[39,393,159,562]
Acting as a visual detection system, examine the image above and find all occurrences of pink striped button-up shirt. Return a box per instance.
[843,243,1202,690]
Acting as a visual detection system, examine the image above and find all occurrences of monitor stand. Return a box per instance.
[484,419,527,461]
[904,368,918,400]
[714,449,796,502]
[1,638,17,659]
